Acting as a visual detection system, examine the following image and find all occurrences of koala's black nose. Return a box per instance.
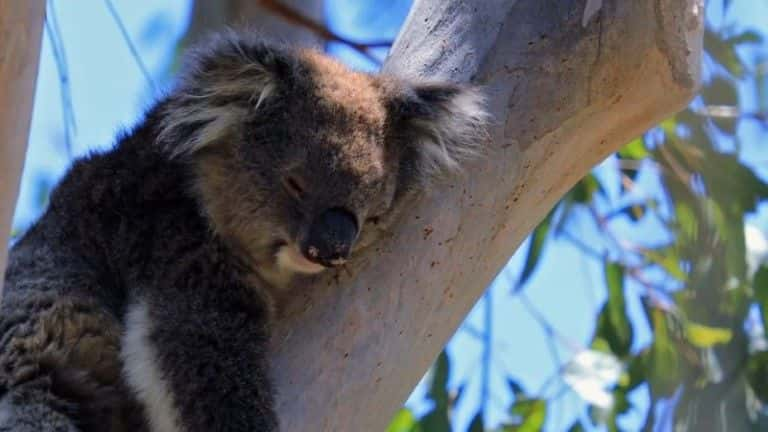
[303,208,358,267]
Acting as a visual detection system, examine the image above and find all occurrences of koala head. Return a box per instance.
[158,32,489,288]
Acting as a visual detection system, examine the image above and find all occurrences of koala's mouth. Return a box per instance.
[273,241,327,275]
[270,208,358,275]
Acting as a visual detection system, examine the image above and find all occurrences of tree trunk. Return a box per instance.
[0,0,703,430]
[0,2,46,299]
[269,1,703,431]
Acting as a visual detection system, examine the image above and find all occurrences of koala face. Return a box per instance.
[158,32,488,287]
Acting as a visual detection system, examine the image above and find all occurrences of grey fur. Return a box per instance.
[0,31,488,431]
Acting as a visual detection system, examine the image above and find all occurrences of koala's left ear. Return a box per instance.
[390,82,490,180]
[158,31,295,158]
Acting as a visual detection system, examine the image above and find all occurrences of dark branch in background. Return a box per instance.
[560,229,605,260]
[695,105,768,123]
[256,0,392,65]
[45,0,76,157]
[104,0,158,94]
[516,293,572,360]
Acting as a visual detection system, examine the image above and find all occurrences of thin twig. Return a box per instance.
[516,292,581,354]
[460,322,484,340]
[588,203,649,259]
[480,289,493,417]
[257,0,392,65]
[694,105,768,123]
[560,229,605,260]
[617,159,644,172]
[657,143,692,186]
[47,1,77,133]
[104,0,158,94]
[626,267,674,309]
[44,2,76,157]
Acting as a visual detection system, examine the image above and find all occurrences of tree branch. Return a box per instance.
[270,1,703,430]
[181,0,326,49]
[0,2,46,299]
[104,0,158,94]
[256,0,391,64]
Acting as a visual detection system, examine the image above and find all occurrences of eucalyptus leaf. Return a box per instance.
[705,29,746,78]
[593,262,634,356]
[618,138,649,160]
[509,399,546,432]
[747,351,768,403]
[515,210,553,291]
[648,308,682,397]
[685,322,732,348]
[468,411,484,432]
[754,266,768,335]
[387,409,420,432]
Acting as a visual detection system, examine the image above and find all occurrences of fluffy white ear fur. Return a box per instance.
[402,83,490,180]
[157,33,282,158]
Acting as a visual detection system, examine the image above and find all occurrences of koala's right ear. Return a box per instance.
[158,32,295,158]
[389,81,490,183]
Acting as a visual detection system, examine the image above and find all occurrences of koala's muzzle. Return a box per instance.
[303,208,358,267]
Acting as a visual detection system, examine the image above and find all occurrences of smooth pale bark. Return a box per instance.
[270,1,703,431]
[0,2,46,299]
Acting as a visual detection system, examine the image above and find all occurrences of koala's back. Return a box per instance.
[0,114,207,431]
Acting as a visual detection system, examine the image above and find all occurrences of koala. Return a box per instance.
[0,31,487,432]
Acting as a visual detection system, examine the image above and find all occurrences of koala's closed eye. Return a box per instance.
[282,174,306,199]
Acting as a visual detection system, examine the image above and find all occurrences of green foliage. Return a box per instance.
[467,412,484,432]
[647,308,683,397]
[704,27,760,78]
[421,352,452,431]
[505,398,546,432]
[570,19,768,426]
[747,350,768,403]
[390,1,768,430]
[684,322,732,348]
[593,262,633,358]
[387,409,421,432]
[617,138,649,160]
[567,173,605,204]
[515,210,553,291]
[755,266,768,333]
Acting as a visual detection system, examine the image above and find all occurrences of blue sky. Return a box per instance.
[12,1,768,431]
